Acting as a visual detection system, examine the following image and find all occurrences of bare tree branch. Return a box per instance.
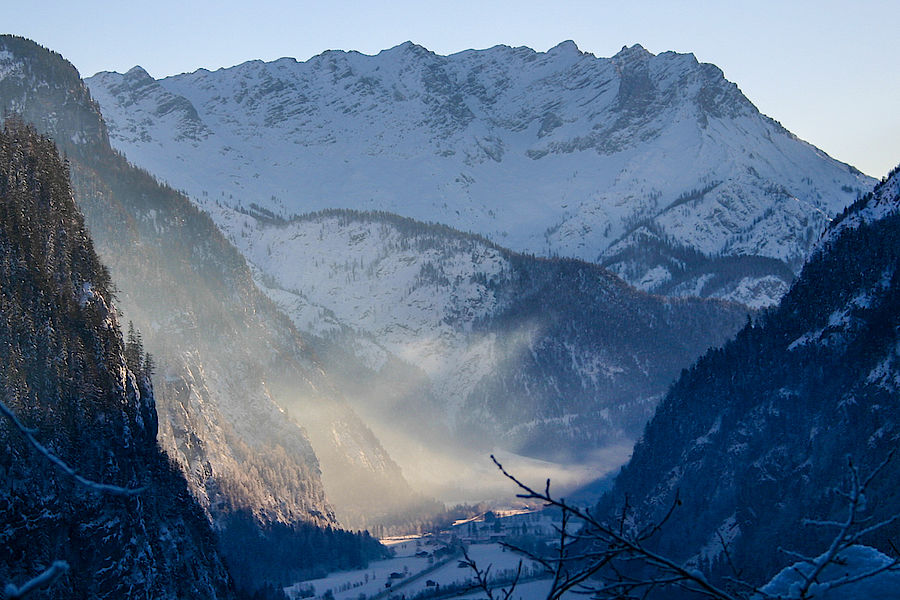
[460,545,523,600]
[487,451,900,600]
[779,452,899,598]
[489,454,744,600]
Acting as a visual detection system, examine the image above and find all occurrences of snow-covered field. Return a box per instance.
[284,540,545,600]
[453,579,553,600]
[286,536,900,600]
[284,538,431,600]
[285,510,563,600]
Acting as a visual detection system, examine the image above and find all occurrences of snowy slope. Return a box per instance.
[218,208,747,489]
[229,211,509,422]
[825,165,900,244]
[87,41,873,307]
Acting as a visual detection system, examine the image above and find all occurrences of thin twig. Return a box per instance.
[490,455,742,600]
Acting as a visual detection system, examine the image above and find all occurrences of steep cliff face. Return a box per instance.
[601,166,900,587]
[0,35,394,583]
[0,121,234,599]
[87,41,873,308]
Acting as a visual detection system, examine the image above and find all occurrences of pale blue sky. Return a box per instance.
[6,0,898,177]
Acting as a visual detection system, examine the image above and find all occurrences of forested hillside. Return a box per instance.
[599,166,900,591]
[0,35,391,593]
[0,120,235,599]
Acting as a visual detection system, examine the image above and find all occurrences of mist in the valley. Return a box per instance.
[66,131,639,535]
[201,207,749,531]
[54,94,745,536]
[301,319,634,507]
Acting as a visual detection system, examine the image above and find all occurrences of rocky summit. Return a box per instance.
[88,41,872,308]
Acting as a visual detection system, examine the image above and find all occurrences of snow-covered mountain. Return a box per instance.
[87,41,873,307]
[598,164,900,589]
[220,207,747,494]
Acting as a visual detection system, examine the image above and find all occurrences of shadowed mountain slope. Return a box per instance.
[0,120,235,599]
[600,165,900,589]
[0,35,392,591]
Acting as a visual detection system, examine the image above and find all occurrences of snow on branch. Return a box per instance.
[3,561,69,599]
[0,397,145,496]
[775,451,900,598]
[1,395,147,597]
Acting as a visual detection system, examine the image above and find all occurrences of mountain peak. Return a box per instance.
[85,40,873,308]
[614,43,653,61]
[386,40,434,57]
[547,39,581,56]
[123,64,153,84]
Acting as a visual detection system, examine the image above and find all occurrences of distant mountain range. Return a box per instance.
[1,35,756,504]
[87,41,873,308]
[82,40,877,495]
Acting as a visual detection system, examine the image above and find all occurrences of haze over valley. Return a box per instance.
[1,10,897,599]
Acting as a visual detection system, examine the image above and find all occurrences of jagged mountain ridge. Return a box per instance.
[87,41,873,307]
[598,165,900,589]
[225,207,748,482]
[0,121,235,599]
[0,35,396,584]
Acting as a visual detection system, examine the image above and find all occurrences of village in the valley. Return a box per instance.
[285,509,565,600]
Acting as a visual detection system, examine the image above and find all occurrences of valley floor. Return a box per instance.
[285,510,561,600]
